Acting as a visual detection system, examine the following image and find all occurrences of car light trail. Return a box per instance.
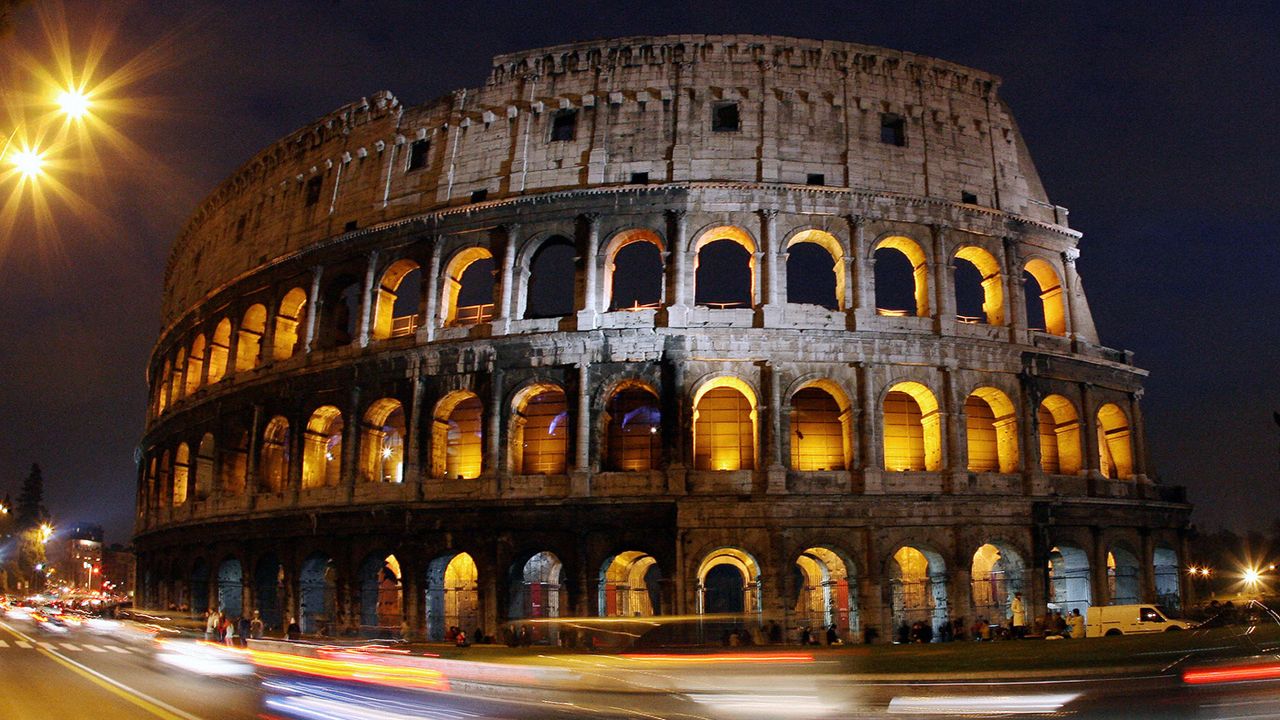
[1183,662,1280,685]
[887,693,1081,714]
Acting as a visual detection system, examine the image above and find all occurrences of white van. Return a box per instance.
[1085,604,1193,637]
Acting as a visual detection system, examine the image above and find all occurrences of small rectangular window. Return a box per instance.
[806,173,825,186]
[961,191,978,204]
[550,109,577,142]
[234,215,247,242]
[880,113,906,146]
[304,176,323,206]
[630,171,649,185]
[406,139,429,171]
[712,101,740,132]
[344,220,358,232]
[470,189,488,203]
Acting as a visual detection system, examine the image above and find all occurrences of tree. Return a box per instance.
[16,463,47,530]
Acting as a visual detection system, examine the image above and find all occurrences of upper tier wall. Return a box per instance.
[164,34,1059,324]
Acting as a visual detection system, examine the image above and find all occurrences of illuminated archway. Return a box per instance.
[172,442,190,505]
[273,288,308,360]
[157,360,171,414]
[260,416,290,493]
[1097,403,1134,479]
[873,236,929,317]
[185,335,206,396]
[254,554,285,633]
[431,391,483,479]
[1154,546,1180,610]
[953,246,1004,325]
[890,546,948,634]
[372,259,422,340]
[208,319,231,383]
[425,552,479,640]
[1107,546,1140,605]
[509,551,565,624]
[697,547,762,615]
[510,384,569,475]
[1023,259,1066,336]
[302,406,343,489]
[970,543,1026,623]
[359,553,402,633]
[1047,545,1091,616]
[193,432,215,501]
[692,377,757,471]
[794,546,857,638]
[360,398,405,483]
[604,228,664,311]
[964,387,1018,473]
[217,558,243,617]
[604,382,661,471]
[1038,395,1082,474]
[236,304,266,371]
[786,229,844,309]
[442,247,496,326]
[525,236,577,318]
[299,553,337,634]
[789,382,851,471]
[882,381,941,471]
[170,347,186,401]
[599,551,662,617]
[693,226,756,309]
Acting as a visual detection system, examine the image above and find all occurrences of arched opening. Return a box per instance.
[190,559,210,615]
[890,546,948,636]
[786,230,844,309]
[1154,547,1180,610]
[273,288,308,360]
[1037,395,1082,474]
[1023,259,1066,336]
[326,280,361,347]
[172,442,190,505]
[193,432,216,501]
[697,548,762,615]
[298,553,337,635]
[425,552,479,641]
[302,406,343,489]
[525,236,577,318]
[790,384,851,471]
[236,304,266,371]
[158,450,171,510]
[208,319,231,383]
[170,348,186,402]
[953,246,1004,325]
[606,230,664,311]
[604,383,661,471]
[431,391,483,479]
[1047,545,1091,616]
[442,247,496,326]
[873,236,929,317]
[882,381,942,471]
[692,378,757,471]
[219,430,248,496]
[793,546,857,639]
[599,552,662,617]
[694,226,756,309]
[964,387,1019,473]
[1108,546,1141,605]
[185,336,206,395]
[359,553,402,634]
[509,551,565,623]
[510,384,569,475]
[216,558,243,617]
[360,398,405,483]
[157,360,171,414]
[1097,403,1134,479]
[372,260,422,340]
[970,543,1026,624]
[260,416,291,493]
[254,554,284,634]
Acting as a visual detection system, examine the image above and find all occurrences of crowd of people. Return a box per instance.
[201,608,265,645]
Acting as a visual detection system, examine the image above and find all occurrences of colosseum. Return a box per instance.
[135,34,1192,642]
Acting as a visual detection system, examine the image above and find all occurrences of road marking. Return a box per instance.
[16,640,31,649]
[61,642,83,652]
[87,644,108,652]
[105,644,132,654]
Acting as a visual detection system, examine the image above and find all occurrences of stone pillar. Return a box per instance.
[941,365,965,491]
[1090,527,1110,606]
[759,209,783,325]
[577,213,601,329]
[1139,529,1156,604]
[1018,381,1043,495]
[303,265,323,353]
[1060,248,1082,342]
[288,412,304,504]
[245,403,263,505]
[1002,236,1025,343]
[932,224,956,334]
[404,375,425,498]
[665,210,689,326]
[496,224,520,332]
[571,360,592,497]
[342,385,362,498]
[357,250,379,347]
[260,293,278,364]
[423,238,442,342]
[766,362,787,494]
[1079,383,1102,492]
[402,562,423,640]
[664,357,687,494]
[1128,390,1149,479]
[485,369,504,491]
[224,316,240,377]
[849,216,874,318]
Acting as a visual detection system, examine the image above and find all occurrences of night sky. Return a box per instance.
[0,2,1276,545]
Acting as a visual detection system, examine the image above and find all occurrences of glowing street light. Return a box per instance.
[10,147,46,179]
[1242,567,1262,586]
[55,87,91,121]
[38,523,54,544]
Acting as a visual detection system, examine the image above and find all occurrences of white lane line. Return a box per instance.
[61,643,83,652]
[15,640,31,649]
[105,645,132,654]
[86,644,108,653]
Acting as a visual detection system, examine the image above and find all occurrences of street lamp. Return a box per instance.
[38,523,53,544]
[55,87,91,121]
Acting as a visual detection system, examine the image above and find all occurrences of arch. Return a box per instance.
[696,547,762,615]
[358,553,402,634]
[970,542,1027,623]
[964,387,1019,473]
[509,551,566,624]
[190,558,210,615]
[236,304,266,372]
[298,553,337,635]
[525,235,577,319]
[1154,546,1181,610]
[873,235,929,317]
[193,432,215,501]
[603,382,661,472]
[158,449,172,509]
[425,552,479,640]
[599,551,662,617]
[259,416,291,493]
[157,360,171,414]
[953,246,1004,325]
[789,382,851,471]
[692,377,757,471]
[327,280,362,347]
[302,406,344,489]
[604,228,664,311]
[1047,544,1092,616]
[695,240,753,309]
[272,287,308,360]
[360,398,405,483]
[219,429,249,496]
[372,259,422,340]
[254,554,284,633]
[170,347,186,401]
[185,335,206,396]
[431,391,483,479]
[216,558,243,617]
[793,546,858,638]
[442,246,496,326]
[1097,403,1134,479]
[1107,545,1141,605]
[172,442,190,505]
[1038,394,1082,474]
[786,229,844,309]
[509,383,569,475]
[890,545,948,635]
[882,381,942,471]
[208,318,231,383]
[1023,258,1066,336]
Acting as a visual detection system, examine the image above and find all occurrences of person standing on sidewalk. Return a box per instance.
[1010,592,1027,639]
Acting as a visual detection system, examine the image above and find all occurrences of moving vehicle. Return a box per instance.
[1086,604,1193,637]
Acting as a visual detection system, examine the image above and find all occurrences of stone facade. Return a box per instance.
[136,35,1189,642]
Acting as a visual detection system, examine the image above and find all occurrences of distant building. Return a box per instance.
[102,544,136,599]
[49,523,104,593]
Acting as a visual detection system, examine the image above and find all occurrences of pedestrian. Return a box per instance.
[286,616,301,641]
[237,614,251,647]
[1068,608,1085,638]
[896,621,910,644]
[768,620,782,644]
[455,629,469,647]
[250,610,264,639]
[1010,592,1026,639]
[204,609,219,641]
[952,616,966,642]
[799,626,812,645]
[918,622,933,644]
[826,624,839,646]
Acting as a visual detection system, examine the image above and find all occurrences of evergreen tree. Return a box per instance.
[16,463,47,530]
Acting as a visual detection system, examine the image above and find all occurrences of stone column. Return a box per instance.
[245,403,263,506]
[932,224,956,334]
[342,385,362,499]
[766,362,787,494]
[1090,527,1110,606]
[303,265,324,353]
[1128,390,1149,480]
[404,375,426,498]
[357,250,380,347]
[849,215,875,318]
[1002,235,1025,343]
[759,209,783,325]
[1079,383,1102,492]
[224,316,240,377]
[1018,381,1042,495]
[664,357,687,494]
[571,360,592,497]
[941,365,965,492]
[1060,248,1082,342]
[1139,529,1156,604]
[496,224,520,333]
[423,238,442,342]
[856,362,881,493]
[576,213,601,330]
[665,210,689,327]
[260,292,279,365]
[485,368,504,493]
[288,412,304,504]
